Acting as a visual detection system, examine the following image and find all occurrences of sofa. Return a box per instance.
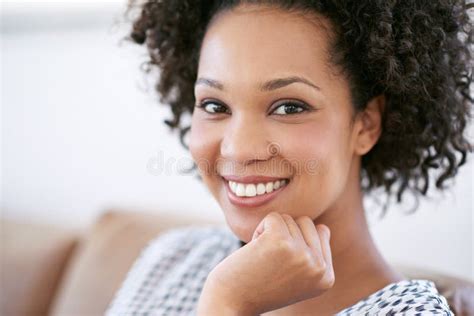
[1,209,473,316]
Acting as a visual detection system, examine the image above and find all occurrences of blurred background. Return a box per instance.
[1,1,473,313]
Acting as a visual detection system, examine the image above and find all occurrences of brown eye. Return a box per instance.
[271,101,310,115]
[196,101,230,114]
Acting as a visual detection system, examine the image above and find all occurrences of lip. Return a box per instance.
[222,176,289,208]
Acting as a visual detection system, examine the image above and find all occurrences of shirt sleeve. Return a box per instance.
[104,227,192,316]
[336,280,455,316]
[400,292,454,315]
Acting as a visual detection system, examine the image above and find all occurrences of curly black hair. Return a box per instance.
[124,0,473,217]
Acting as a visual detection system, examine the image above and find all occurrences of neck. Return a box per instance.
[263,157,405,316]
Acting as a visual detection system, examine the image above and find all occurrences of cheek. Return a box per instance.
[189,117,225,194]
[282,122,335,175]
[281,119,352,214]
[189,118,216,171]
[286,125,332,206]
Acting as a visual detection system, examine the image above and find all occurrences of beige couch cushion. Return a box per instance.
[1,218,79,316]
[49,209,222,316]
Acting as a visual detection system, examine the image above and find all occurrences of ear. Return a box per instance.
[353,94,385,156]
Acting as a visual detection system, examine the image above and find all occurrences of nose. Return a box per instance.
[220,115,277,166]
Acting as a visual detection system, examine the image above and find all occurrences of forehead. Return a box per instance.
[197,5,334,84]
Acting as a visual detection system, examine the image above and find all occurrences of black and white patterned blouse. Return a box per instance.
[105,225,454,315]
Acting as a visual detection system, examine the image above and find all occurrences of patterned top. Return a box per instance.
[105,225,454,315]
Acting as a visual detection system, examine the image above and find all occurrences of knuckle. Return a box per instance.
[321,272,336,288]
[314,256,326,270]
[291,249,317,273]
[320,261,328,272]
[295,249,313,266]
[275,238,293,253]
[308,266,323,279]
[329,274,336,287]
[307,258,326,277]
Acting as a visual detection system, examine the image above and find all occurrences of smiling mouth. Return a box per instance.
[226,178,289,197]
[222,177,290,208]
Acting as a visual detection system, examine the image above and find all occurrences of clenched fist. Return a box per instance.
[197,212,335,315]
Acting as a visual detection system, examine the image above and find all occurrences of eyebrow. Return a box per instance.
[194,76,321,92]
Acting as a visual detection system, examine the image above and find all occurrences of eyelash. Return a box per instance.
[194,100,313,116]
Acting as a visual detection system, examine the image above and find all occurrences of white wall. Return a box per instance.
[2,1,473,281]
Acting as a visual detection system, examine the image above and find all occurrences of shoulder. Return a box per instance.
[126,224,240,273]
[337,279,454,315]
[142,224,239,256]
[105,225,240,315]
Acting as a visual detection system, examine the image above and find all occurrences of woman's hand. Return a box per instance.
[197,212,335,315]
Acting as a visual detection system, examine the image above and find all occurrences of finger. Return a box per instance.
[252,217,266,241]
[316,224,335,284]
[281,213,305,243]
[253,212,290,241]
[295,216,324,264]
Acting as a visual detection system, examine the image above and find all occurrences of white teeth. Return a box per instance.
[228,179,288,197]
[274,180,280,190]
[256,183,266,195]
[236,183,246,197]
[265,182,274,193]
[245,184,257,197]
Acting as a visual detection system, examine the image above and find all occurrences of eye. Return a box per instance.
[271,101,310,115]
[195,100,230,114]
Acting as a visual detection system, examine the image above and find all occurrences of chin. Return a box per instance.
[221,208,260,243]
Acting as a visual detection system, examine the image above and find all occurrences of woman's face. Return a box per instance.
[190,4,361,242]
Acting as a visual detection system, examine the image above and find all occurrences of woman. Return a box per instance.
[106,0,472,315]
